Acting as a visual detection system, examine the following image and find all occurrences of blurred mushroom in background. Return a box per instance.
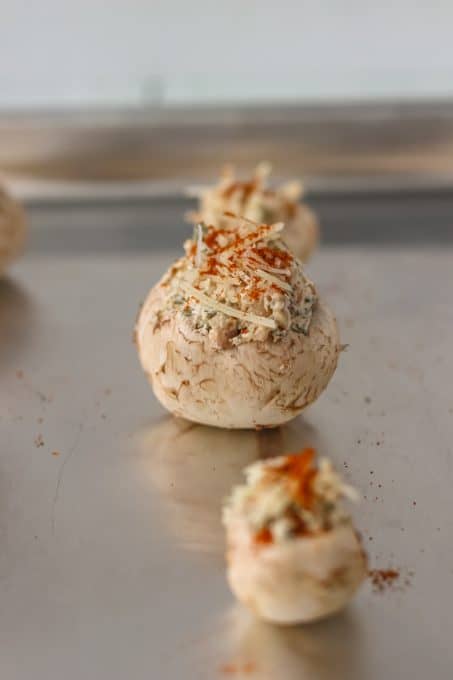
[187,163,319,263]
[0,183,26,275]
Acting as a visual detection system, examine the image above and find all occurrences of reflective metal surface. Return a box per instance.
[1,199,453,678]
[2,99,453,198]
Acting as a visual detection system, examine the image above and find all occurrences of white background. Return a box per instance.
[1,1,453,108]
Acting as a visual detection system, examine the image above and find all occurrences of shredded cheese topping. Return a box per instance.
[150,212,317,348]
[195,223,204,268]
[186,164,304,235]
[179,280,277,330]
[254,269,292,293]
[223,449,358,544]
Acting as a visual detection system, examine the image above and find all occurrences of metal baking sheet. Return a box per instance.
[1,196,453,679]
[2,99,453,198]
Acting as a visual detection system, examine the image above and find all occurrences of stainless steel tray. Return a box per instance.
[2,99,453,200]
[2,196,453,679]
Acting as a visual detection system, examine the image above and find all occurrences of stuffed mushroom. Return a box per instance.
[135,217,339,429]
[223,448,367,624]
[0,184,26,275]
[187,164,319,263]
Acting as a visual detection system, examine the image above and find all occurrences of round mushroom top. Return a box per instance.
[187,163,307,235]
[223,449,359,545]
[0,185,26,272]
[148,216,317,351]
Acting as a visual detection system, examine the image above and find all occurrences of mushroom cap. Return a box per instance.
[186,165,319,263]
[225,516,367,624]
[0,185,26,275]
[283,204,319,264]
[136,270,339,429]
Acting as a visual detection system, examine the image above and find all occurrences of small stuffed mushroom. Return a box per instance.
[223,449,367,624]
[187,164,318,263]
[135,218,339,429]
[0,184,26,275]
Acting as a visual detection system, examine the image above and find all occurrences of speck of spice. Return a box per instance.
[37,391,52,404]
[413,501,417,506]
[51,451,60,457]
[220,662,256,675]
[376,441,381,446]
[243,662,256,674]
[34,434,44,448]
[368,568,400,593]
[221,664,236,675]
[364,396,372,404]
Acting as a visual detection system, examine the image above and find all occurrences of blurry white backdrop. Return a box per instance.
[1,0,453,109]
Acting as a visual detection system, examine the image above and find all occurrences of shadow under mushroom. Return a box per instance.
[202,603,366,680]
[0,278,36,376]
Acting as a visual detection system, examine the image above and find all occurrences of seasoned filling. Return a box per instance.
[223,449,359,544]
[153,216,317,349]
[187,163,303,230]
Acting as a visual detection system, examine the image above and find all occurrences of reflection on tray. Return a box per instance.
[0,278,35,375]
[204,604,365,680]
[136,416,325,559]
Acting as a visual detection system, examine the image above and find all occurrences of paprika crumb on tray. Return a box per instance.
[368,567,414,594]
[220,661,256,675]
[368,568,400,593]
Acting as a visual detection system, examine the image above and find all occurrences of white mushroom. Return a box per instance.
[135,218,338,429]
[223,449,368,624]
[186,164,318,263]
[0,184,26,275]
